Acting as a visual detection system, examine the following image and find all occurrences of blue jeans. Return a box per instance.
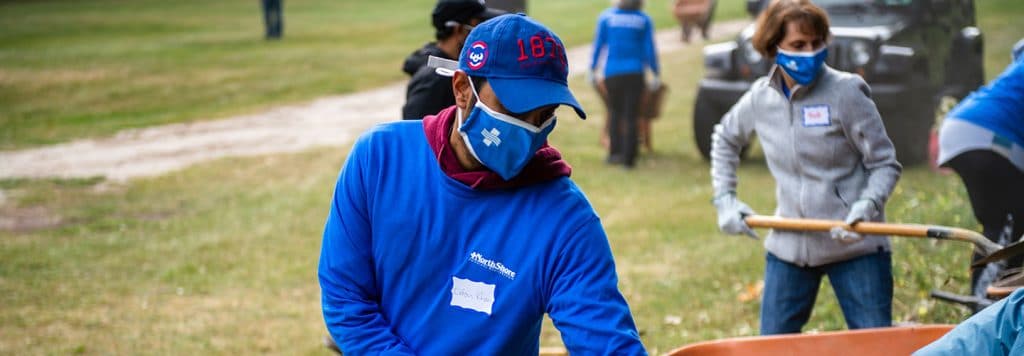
[760,250,893,335]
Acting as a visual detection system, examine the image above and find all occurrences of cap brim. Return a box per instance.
[488,77,587,119]
[477,8,507,21]
[427,55,459,77]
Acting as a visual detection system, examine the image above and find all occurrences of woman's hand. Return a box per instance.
[830,199,879,244]
[713,193,759,239]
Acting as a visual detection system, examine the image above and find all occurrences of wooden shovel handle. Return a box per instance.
[743,215,1002,256]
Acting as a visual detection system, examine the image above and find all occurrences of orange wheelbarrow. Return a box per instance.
[667,325,954,356]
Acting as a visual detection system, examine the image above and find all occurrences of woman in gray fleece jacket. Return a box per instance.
[709,0,902,335]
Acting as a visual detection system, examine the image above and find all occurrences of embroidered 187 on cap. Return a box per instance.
[429,13,586,119]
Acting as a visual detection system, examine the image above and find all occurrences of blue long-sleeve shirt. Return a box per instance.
[947,57,1024,147]
[590,7,660,78]
[318,121,646,355]
[914,288,1024,355]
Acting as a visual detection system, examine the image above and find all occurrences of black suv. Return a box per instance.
[692,0,984,165]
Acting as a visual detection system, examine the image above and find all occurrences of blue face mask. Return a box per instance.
[776,47,828,86]
[457,79,557,181]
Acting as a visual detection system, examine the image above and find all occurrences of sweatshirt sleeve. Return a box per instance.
[318,136,415,354]
[839,76,902,207]
[913,288,1024,355]
[590,13,607,72]
[645,14,660,75]
[545,218,648,355]
[710,87,758,197]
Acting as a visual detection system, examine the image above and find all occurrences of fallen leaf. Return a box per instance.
[738,280,764,302]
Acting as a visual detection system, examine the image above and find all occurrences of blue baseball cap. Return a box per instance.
[433,13,586,119]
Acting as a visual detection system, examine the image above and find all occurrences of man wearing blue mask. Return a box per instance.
[709,0,901,335]
[318,13,647,355]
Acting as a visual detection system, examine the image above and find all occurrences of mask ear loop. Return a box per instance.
[442,107,462,163]
[451,105,464,138]
[446,73,472,164]
[455,78,485,166]
[461,75,481,127]
[467,75,481,102]
[465,74,487,119]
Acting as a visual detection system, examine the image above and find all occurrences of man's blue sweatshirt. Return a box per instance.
[948,57,1024,147]
[318,121,645,355]
[590,7,660,78]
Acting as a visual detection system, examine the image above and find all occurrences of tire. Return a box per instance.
[884,101,934,166]
[693,88,751,161]
[946,28,985,99]
[693,89,722,161]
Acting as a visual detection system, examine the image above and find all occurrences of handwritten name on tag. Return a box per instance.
[450,276,496,315]
[802,105,831,127]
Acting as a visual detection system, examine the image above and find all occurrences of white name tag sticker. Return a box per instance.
[802,105,831,127]
[450,276,495,315]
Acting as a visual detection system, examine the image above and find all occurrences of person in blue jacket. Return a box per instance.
[937,39,1024,297]
[914,288,1024,355]
[590,0,661,168]
[318,14,647,355]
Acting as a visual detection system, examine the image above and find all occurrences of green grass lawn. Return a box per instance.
[0,0,745,150]
[1,0,1022,354]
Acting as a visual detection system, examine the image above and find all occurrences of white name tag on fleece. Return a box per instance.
[802,105,831,127]
[450,276,495,315]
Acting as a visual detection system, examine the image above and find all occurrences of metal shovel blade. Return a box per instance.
[972,239,1024,267]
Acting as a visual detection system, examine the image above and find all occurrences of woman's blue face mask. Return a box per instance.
[776,47,828,86]
[457,78,557,181]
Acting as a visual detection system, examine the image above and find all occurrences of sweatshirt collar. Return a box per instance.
[422,106,572,190]
[768,64,828,100]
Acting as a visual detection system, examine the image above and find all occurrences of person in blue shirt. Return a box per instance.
[937,39,1024,299]
[590,0,661,168]
[913,288,1024,355]
[318,14,647,355]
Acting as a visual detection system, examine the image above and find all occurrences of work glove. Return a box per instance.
[830,199,879,244]
[713,193,759,239]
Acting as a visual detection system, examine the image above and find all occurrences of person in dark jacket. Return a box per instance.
[402,0,503,120]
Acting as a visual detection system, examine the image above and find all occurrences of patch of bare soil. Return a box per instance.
[0,205,63,233]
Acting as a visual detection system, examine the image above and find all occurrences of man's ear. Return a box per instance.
[452,70,473,109]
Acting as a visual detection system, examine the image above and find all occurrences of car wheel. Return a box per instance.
[886,100,937,166]
[693,89,721,161]
[693,90,751,161]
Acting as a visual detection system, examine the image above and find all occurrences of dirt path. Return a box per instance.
[0,20,748,181]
